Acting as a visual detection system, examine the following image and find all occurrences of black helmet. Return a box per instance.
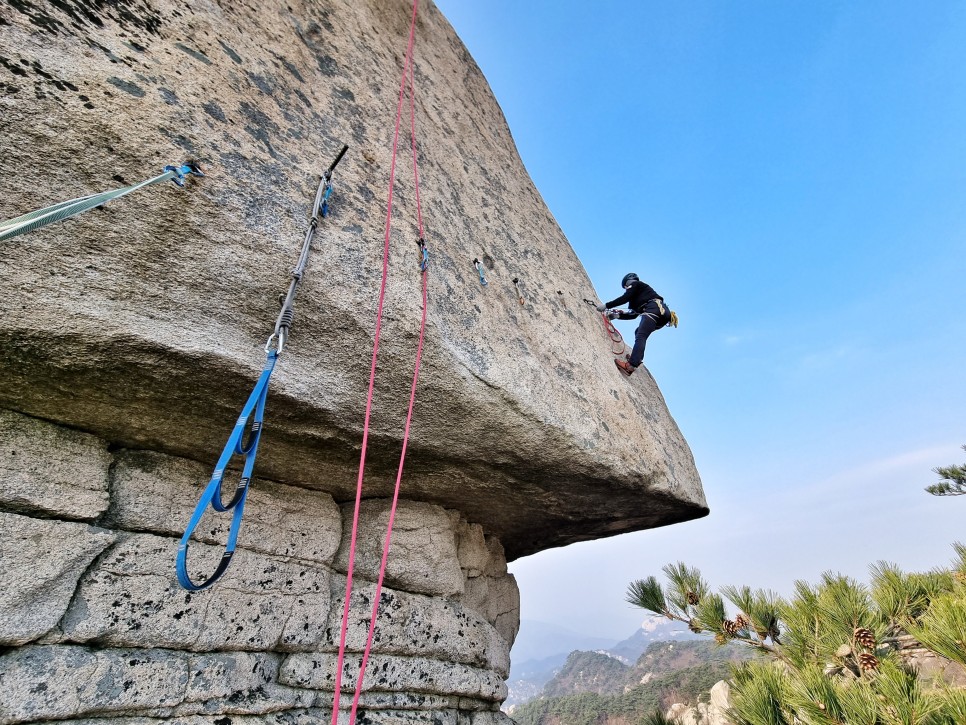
[621,273,639,287]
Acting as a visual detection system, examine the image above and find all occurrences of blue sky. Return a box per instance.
[434,1,966,642]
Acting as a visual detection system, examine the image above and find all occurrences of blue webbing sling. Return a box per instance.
[176,145,348,591]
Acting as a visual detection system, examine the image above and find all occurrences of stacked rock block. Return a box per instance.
[0,409,519,725]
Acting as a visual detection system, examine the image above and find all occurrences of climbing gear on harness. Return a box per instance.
[473,257,488,286]
[331,4,428,725]
[648,298,680,329]
[417,237,429,271]
[621,272,639,288]
[615,358,636,376]
[0,162,204,242]
[512,277,525,305]
[175,146,347,592]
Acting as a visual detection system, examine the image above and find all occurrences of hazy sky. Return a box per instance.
[433,1,966,642]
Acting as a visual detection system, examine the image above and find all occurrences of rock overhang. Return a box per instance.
[0,0,708,560]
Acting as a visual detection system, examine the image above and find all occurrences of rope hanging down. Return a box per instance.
[175,145,348,592]
[0,162,204,242]
[584,298,628,355]
[330,2,429,724]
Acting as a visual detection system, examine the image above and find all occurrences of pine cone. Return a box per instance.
[854,627,876,649]
[714,633,727,645]
[858,653,880,671]
[687,591,700,606]
[722,619,739,637]
[688,621,702,634]
[735,613,749,629]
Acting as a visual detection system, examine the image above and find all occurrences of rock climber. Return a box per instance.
[597,273,675,376]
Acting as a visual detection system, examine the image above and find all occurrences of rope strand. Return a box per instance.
[347,8,429,720]
[330,2,422,724]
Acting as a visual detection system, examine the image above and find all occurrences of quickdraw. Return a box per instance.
[176,145,348,591]
[473,257,488,286]
[417,237,429,271]
[0,162,204,242]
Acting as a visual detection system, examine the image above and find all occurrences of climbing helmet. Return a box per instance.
[621,272,640,288]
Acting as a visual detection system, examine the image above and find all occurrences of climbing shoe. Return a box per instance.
[615,359,636,376]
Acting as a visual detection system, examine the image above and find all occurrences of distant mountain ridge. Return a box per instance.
[511,639,752,722]
[506,617,702,707]
[511,620,618,668]
[544,639,750,698]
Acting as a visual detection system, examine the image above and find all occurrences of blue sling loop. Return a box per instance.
[176,350,277,590]
[176,144,347,591]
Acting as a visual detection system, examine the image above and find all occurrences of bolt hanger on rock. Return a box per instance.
[512,277,525,305]
[0,161,204,242]
[175,144,348,592]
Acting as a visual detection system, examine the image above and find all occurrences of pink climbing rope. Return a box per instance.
[330,2,427,724]
[347,13,430,723]
[601,312,628,355]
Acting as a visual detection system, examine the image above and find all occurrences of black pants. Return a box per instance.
[629,299,670,367]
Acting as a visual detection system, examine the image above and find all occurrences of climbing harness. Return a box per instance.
[512,277,525,305]
[0,162,204,242]
[175,146,348,592]
[584,298,627,356]
[473,257,488,286]
[330,3,429,725]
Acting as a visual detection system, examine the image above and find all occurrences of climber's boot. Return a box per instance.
[615,359,636,376]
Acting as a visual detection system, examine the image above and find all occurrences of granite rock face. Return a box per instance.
[0,412,518,724]
[0,409,111,519]
[0,0,706,560]
[0,0,705,722]
[0,511,116,646]
[665,680,732,725]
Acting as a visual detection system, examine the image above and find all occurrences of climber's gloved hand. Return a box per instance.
[596,303,606,312]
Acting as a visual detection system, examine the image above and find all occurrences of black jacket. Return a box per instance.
[605,280,662,312]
